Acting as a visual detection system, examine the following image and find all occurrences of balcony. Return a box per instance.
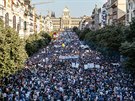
[127,9,129,13]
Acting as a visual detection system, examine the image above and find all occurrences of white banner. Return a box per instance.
[59,55,79,60]
[84,64,88,69]
[95,64,100,69]
[84,63,95,69]
[72,63,79,68]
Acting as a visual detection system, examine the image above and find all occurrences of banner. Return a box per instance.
[72,63,79,68]
[59,55,79,60]
[95,64,100,69]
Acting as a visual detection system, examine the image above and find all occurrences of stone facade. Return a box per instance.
[79,16,92,30]
[0,0,46,38]
[91,5,101,30]
[105,0,126,25]
[50,7,82,31]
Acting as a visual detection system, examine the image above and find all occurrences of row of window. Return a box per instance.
[5,13,27,32]
[53,23,79,26]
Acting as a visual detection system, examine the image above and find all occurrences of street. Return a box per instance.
[0,31,134,101]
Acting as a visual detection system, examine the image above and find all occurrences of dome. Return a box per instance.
[63,6,69,12]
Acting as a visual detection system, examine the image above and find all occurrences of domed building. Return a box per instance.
[63,6,70,18]
[50,6,82,31]
[62,6,71,29]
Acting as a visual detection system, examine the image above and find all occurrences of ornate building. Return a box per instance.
[50,6,82,31]
[0,0,46,38]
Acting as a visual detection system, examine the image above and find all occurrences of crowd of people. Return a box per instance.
[0,31,135,101]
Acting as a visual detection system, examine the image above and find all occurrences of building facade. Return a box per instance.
[91,0,126,30]
[91,5,101,30]
[102,1,113,25]
[50,7,82,31]
[79,16,92,30]
[105,0,126,25]
[44,15,53,32]
[126,0,135,26]
[0,0,46,38]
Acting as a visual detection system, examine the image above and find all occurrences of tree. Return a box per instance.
[39,31,51,43]
[72,26,78,32]
[72,26,81,36]
[0,19,27,78]
[79,28,91,40]
[119,18,135,70]
[25,31,51,56]
[129,17,135,42]
[120,41,135,58]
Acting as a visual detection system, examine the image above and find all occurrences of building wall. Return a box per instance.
[91,5,101,30]
[50,7,82,31]
[126,0,135,25]
[0,0,46,38]
[102,0,126,25]
[51,18,61,30]
[71,18,81,28]
[79,16,92,30]
[44,16,53,32]
[105,0,113,25]
[36,18,40,33]
[118,0,126,19]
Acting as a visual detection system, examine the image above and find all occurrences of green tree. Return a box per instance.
[0,19,27,78]
[120,18,135,70]
[120,41,135,58]
[25,31,51,56]
[79,28,91,40]
[72,27,81,36]
[129,17,135,42]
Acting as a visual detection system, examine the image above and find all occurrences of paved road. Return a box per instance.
[0,31,134,101]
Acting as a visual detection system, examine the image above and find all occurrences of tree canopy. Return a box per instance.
[25,31,51,56]
[73,18,135,71]
[0,19,27,78]
[0,19,52,78]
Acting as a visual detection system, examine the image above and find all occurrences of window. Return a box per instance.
[17,24,19,33]
[131,3,133,9]
[24,21,27,30]
[13,16,16,29]
[129,3,130,9]
[5,13,9,26]
[19,17,21,30]
[4,0,6,7]
[134,11,135,17]
[8,0,11,7]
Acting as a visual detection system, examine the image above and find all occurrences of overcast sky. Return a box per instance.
[32,0,106,17]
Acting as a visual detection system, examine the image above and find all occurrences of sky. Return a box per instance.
[32,0,106,17]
